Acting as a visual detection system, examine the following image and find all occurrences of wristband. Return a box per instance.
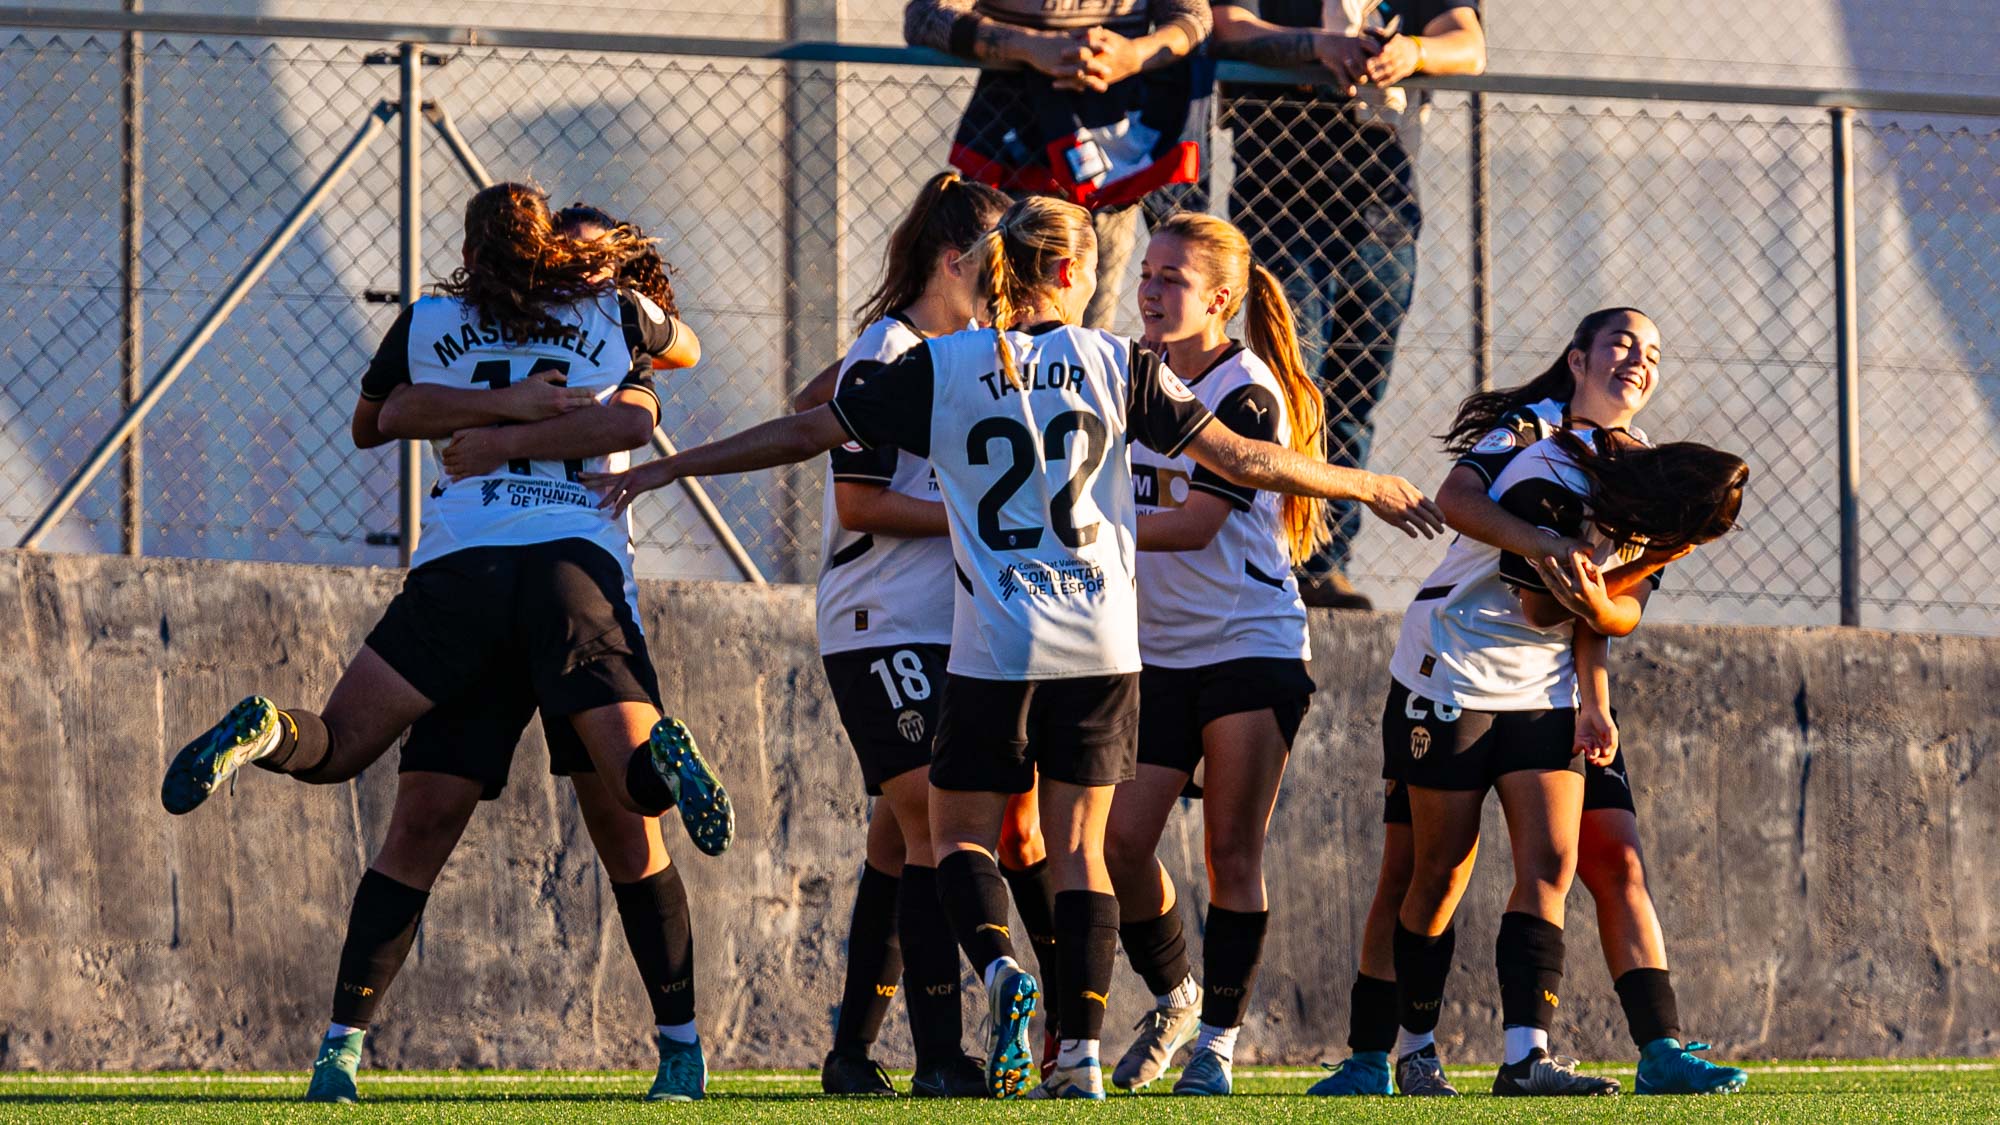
[1409,34,1425,72]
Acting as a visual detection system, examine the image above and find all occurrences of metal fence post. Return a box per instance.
[1469,90,1492,394]
[120,0,144,554]
[1830,106,1861,627]
[398,43,423,567]
[780,0,841,583]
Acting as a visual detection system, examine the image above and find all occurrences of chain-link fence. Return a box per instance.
[3,16,1997,631]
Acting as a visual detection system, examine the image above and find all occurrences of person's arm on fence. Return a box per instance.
[903,0,1080,77]
[1064,0,1208,90]
[1358,4,1485,87]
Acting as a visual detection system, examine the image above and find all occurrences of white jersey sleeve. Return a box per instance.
[815,315,956,655]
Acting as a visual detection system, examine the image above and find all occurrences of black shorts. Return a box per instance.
[1379,680,1581,794]
[929,672,1140,794]
[1136,657,1316,775]
[1385,749,1636,824]
[368,538,662,799]
[822,643,949,796]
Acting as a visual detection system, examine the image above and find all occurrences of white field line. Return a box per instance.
[2,1062,1996,1086]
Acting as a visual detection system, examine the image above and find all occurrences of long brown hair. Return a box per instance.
[854,172,1010,332]
[555,203,680,319]
[1440,307,1651,455]
[1554,430,1749,554]
[972,195,1096,390]
[441,183,647,341]
[1153,213,1330,565]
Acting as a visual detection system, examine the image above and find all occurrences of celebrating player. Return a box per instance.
[158,184,728,1103]
[1312,308,1749,1098]
[793,171,1024,1097]
[584,194,1445,1099]
[1355,307,1747,1098]
[1100,214,1326,1095]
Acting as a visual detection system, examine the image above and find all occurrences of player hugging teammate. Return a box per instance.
[1308,307,1752,1098]
[160,184,732,1103]
[586,193,1443,1099]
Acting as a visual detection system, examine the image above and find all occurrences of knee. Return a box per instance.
[1577,842,1647,902]
[1203,828,1264,890]
[1514,850,1578,899]
[997,809,1043,869]
[1102,823,1155,881]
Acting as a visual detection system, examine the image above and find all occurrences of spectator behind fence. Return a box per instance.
[904,0,1213,330]
[1213,0,1484,608]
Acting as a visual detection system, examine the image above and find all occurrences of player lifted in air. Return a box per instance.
[159,185,729,1103]
[1353,307,1748,1097]
[584,194,1445,1099]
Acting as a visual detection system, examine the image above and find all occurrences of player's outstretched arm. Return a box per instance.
[1136,491,1231,551]
[377,369,597,439]
[1182,421,1447,539]
[835,483,949,538]
[582,406,851,516]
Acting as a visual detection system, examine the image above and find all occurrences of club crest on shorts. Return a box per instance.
[897,708,926,743]
[1410,726,1432,760]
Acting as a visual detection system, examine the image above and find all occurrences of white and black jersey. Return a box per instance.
[829,323,1214,681]
[1131,344,1309,667]
[815,314,955,656]
[1389,426,1655,711]
[360,289,676,570]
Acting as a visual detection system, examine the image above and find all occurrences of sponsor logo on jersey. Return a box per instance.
[896,708,926,743]
[854,609,869,632]
[997,560,1106,602]
[1473,428,1520,453]
[1132,465,1189,510]
[1410,726,1432,760]
[481,480,506,506]
[477,478,595,510]
[840,440,864,453]
[1159,368,1196,402]
[1418,654,1437,677]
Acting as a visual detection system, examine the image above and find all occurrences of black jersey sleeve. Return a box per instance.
[1189,383,1283,511]
[827,365,903,482]
[616,362,662,413]
[1455,422,1537,487]
[359,304,416,403]
[1127,343,1214,458]
[1494,475,1587,591]
[829,345,935,459]
[618,288,679,359]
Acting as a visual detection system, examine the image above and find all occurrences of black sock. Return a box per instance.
[610,865,697,1026]
[1614,968,1682,1047]
[1390,922,1455,1035]
[897,864,963,1066]
[831,865,902,1056]
[329,869,430,1029]
[1495,911,1565,1033]
[623,746,676,816]
[1200,906,1268,1029]
[937,850,1017,976]
[1347,974,1398,1053]
[1053,890,1118,1042]
[1001,859,1061,1007]
[253,708,330,777]
[1118,905,1192,998]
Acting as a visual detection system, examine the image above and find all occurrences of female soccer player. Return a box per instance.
[585,194,1445,1099]
[158,185,727,1103]
[792,171,1013,1098]
[1359,308,1747,1098]
[1098,213,1325,1096]
[1311,308,1748,1098]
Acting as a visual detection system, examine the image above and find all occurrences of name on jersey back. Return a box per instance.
[430,320,613,368]
[979,359,1086,400]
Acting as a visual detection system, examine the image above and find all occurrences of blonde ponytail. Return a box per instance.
[1154,213,1330,565]
[1246,263,1331,565]
[975,197,1096,391]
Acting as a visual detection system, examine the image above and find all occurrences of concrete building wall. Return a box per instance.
[0,549,1994,1070]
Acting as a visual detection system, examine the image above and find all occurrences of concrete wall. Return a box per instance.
[1,548,1995,1071]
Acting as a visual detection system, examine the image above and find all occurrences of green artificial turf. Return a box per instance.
[4,1061,1996,1122]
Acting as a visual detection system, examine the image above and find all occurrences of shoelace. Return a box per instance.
[658,1049,701,1090]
